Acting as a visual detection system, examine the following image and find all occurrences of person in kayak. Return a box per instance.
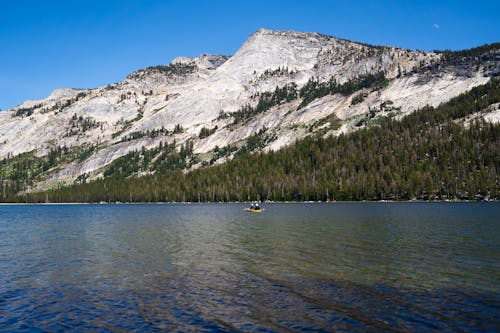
[247,202,262,212]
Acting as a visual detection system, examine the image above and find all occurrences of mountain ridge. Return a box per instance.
[0,29,498,195]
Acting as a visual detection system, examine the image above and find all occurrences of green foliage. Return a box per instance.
[153,141,194,173]
[147,127,169,138]
[0,152,46,184]
[65,114,101,136]
[112,119,135,139]
[13,104,42,117]
[75,91,88,101]
[103,151,143,178]
[298,72,387,109]
[76,145,98,162]
[75,173,89,184]
[0,144,97,197]
[211,145,238,164]
[127,63,197,80]
[259,67,297,79]
[436,43,500,64]
[120,127,170,142]
[231,83,298,124]
[199,126,218,139]
[103,140,195,179]
[122,131,147,141]
[134,112,144,121]
[13,92,88,117]
[351,92,367,105]
[216,110,230,120]
[49,144,98,164]
[150,63,197,76]
[238,127,276,154]
[412,43,500,76]
[354,101,402,128]
[173,124,184,134]
[308,113,342,134]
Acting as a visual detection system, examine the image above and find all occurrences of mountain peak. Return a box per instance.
[224,28,350,80]
[251,28,320,37]
[248,28,341,43]
[172,54,230,70]
[48,88,83,100]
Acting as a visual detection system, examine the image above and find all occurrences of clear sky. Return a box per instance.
[0,0,498,110]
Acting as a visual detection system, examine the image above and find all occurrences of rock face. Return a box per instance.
[0,29,497,187]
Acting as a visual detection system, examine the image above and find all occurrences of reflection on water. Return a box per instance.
[0,203,498,331]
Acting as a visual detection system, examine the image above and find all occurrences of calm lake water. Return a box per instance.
[0,203,498,332]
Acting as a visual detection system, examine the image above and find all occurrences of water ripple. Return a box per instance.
[0,202,498,331]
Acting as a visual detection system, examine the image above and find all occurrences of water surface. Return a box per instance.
[0,203,498,332]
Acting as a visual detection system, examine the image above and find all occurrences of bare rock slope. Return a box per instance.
[0,29,497,188]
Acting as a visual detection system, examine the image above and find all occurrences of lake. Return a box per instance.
[0,203,498,332]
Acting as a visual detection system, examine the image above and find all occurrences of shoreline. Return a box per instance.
[0,200,498,205]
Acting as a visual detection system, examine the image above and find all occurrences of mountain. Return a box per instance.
[0,29,499,197]
[10,78,500,203]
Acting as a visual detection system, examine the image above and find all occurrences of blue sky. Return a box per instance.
[0,0,498,110]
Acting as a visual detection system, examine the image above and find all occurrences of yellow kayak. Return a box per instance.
[245,208,263,213]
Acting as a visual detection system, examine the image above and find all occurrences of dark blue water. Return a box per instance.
[0,203,498,332]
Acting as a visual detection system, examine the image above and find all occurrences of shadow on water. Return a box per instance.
[0,202,498,332]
